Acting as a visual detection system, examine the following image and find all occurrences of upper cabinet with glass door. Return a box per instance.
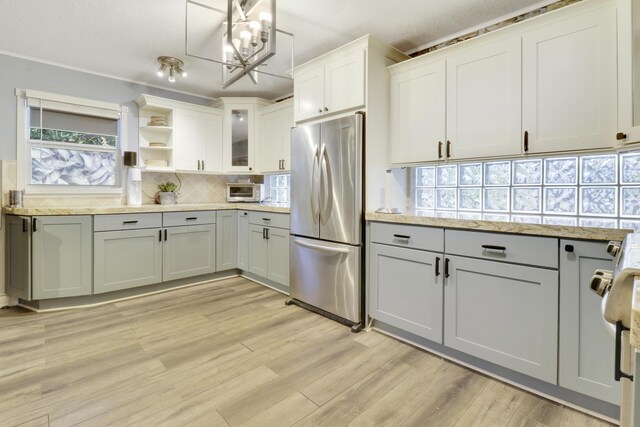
[618,0,640,145]
[210,97,273,173]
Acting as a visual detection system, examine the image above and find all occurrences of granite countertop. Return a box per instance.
[366,211,632,242]
[2,202,290,216]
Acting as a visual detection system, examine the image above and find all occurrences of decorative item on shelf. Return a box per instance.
[156,181,179,205]
[148,142,167,147]
[376,169,403,214]
[156,56,187,83]
[148,116,169,127]
[8,190,23,208]
[124,151,142,207]
[185,0,294,88]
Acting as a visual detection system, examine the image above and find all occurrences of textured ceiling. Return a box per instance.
[0,0,549,100]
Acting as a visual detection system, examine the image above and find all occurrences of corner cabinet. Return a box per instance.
[258,99,294,173]
[6,215,92,300]
[210,97,273,173]
[559,240,619,404]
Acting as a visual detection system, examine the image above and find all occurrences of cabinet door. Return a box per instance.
[370,243,443,343]
[447,38,522,159]
[5,216,31,300]
[258,108,285,173]
[238,211,249,270]
[444,255,558,383]
[223,105,255,173]
[324,49,366,115]
[163,224,216,282]
[559,240,619,404]
[94,229,163,294]
[32,216,92,299]
[282,107,294,172]
[390,60,445,164]
[522,5,617,153]
[267,227,289,288]
[174,109,207,171]
[204,111,223,172]
[248,224,268,277]
[618,0,640,144]
[216,210,238,271]
[293,66,324,122]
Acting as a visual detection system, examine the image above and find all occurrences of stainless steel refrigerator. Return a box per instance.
[288,113,364,331]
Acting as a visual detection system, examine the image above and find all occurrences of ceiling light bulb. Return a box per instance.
[249,21,261,46]
[240,30,251,56]
[157,70,164,78]
[168,67,176,83]
[181,71,188,78]
[259,12,271,43]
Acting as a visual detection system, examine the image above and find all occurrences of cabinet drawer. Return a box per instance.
[445,230,558,268]
[94,213,162,232]
[370,222,443,252]
[163,211,216,227]
[248,211,289,229]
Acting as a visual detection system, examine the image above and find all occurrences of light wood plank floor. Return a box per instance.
[0,277,614,427]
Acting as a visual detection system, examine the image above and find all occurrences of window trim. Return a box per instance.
[16,89,128,196]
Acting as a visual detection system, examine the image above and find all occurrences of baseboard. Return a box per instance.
[0,293,17,308]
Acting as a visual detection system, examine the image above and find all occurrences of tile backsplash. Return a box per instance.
[412,151,640,231]
[141,172,230,204]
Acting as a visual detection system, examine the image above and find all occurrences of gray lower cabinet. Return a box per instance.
[216,211,238,271]
[370,243,443,343]
[267,226,289,286]
[444,255,559,383]
[5,216,32,300]
[249,224,269,277]
[248,223,289,288]
[94,229,163,294]
[238,211,249,270]
[559,240,619,404]
[163,224,216,282]
[31,215,93,299]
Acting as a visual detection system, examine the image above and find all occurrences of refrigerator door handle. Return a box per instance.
[319,143,330,223]
[293,238,349,254]
[311,145,320,221]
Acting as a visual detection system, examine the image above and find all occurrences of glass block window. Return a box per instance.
[412,150,640,229]
[267,174,290,204]
[25,92,121,191]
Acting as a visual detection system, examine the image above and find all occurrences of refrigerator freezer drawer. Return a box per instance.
[290,236,362,323]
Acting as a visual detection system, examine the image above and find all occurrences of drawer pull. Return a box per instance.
[185,217,198,221]
[393,234,411,240]
[262,218,271,221]
[564,244,574,253]
[123,220,138,225]
[482,244,506,252]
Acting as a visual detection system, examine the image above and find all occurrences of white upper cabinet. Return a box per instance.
[294,48,366,122]
[390,60,445,164]
[211,97,272,173]
[618,0,640,145]
[136,95,222,173]
[446,38,522,160]
[522,4,617,154]
[258,99,294,173]
[174,108,223,173]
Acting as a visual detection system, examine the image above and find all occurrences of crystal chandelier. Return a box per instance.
[185,0,294,88]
